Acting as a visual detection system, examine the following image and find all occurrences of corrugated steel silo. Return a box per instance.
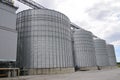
[73,29,97,70]
[94,38,109,67]
[16,9,74,75]
[106,44,116,66]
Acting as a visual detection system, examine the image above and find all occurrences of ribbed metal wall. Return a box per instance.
[106,44,116,66]
[0,2,17,61]
[73,29,97,67]
[94,38,109,66]
[16,9,73,69]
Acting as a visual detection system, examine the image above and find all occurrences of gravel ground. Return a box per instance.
[1,68,120,80]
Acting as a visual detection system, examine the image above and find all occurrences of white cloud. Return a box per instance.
[56,0,100,22]
[34,0,57,9]
[14,0,31,13]
[111,40,120,46]
[116,57,120,62]
[82,0,120,44]
[15,0,120,45]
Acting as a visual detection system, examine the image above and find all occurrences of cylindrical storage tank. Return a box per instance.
[94,38,109,67]
[73,29,97,70]
[106,44,116,66]
[16,9,74,75]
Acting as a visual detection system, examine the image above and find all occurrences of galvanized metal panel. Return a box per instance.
[73,29,97,67]
[0,2,17,29]
[0,29,17,60]
[0,2,17,61]
[16,9,73,69]
[106,44,116,66]
[94,38,109,66]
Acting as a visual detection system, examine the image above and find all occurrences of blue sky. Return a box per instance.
[15,0,120,62]
[115,46,120,62]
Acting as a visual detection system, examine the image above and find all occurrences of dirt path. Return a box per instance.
[1,68,120,80]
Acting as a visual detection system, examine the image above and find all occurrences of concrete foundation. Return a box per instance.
[27,68,74,75]
[77,66,118,71]
[96,66,118,70]
[79,67,97,71]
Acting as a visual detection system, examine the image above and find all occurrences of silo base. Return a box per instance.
[110,66,118,69]
[27,67,74,75]
[79,67,97,71]
[97,66,118,70]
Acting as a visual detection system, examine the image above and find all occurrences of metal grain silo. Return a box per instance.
[106,44,116,66]
[73,29,97,70]
[16,9,74,75]
[94,38,109,67]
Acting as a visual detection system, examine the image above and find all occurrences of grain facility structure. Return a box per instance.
[0,0,18,77]
[73,29,97,70]
[94,38,110,68]
[16,9,74,75]
[0,0,17,62]
[106,44,117,66]
[0,0,117,76]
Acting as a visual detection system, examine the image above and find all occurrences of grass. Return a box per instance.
[117,63,120,67]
